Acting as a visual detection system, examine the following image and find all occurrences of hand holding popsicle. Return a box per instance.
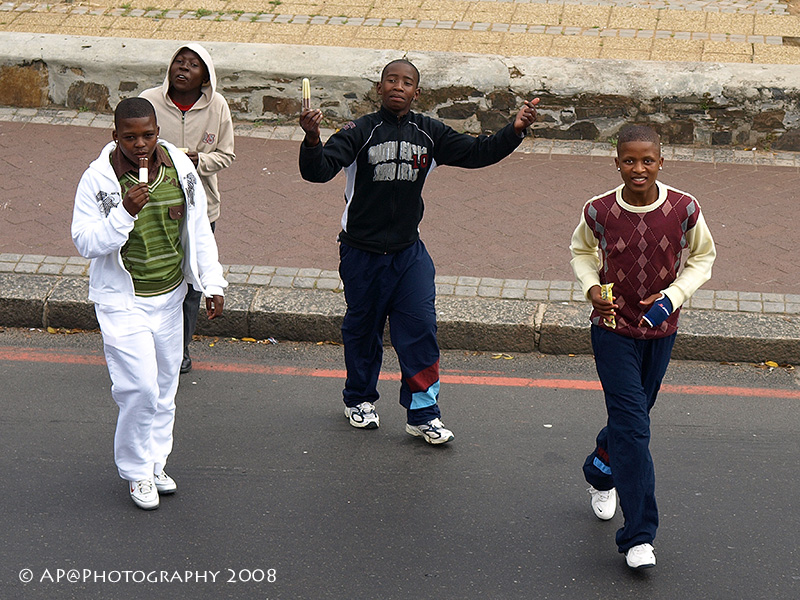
[122,182,149,216]
[121,157,150,216]
[299,77,323,147]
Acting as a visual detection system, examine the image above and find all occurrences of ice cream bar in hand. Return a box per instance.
[302,78,311,111]
[138,157,148,184]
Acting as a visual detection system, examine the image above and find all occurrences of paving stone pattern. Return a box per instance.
[1,111,799,314]
[2,0,799,318]
[2,0,800,64]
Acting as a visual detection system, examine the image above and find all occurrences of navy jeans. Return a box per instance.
[583,325,676,552]
[339,240,441,426]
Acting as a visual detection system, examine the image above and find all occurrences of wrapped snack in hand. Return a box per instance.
[600,283,616,329]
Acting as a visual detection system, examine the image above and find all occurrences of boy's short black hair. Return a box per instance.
[381,59,420,86]
[617,124,660,148]
[114,97,156,129]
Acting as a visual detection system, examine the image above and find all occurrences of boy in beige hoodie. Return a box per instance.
[141,43,235,373]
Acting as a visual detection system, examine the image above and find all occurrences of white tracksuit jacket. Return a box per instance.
[71,139,227,307]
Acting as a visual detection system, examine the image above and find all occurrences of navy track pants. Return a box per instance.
[339,240,441,426]
[583,325,676,553]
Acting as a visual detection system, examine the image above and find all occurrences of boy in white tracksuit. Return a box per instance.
[72,97,227,510]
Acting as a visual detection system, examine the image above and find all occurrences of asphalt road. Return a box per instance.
[1,327,799,599]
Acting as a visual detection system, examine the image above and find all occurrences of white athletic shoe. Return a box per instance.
[588,486,617,520]
[405,418,454,445]
[625,543,656,569]
[129,478,159,510]
[345,402,380,429]
[154,471,177,495]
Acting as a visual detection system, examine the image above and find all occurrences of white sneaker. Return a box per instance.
[129,478,159,510]
[154,471,177,495]
[345,402,380,429]
[625,543,656,569]
[405,418,454,445]
[588,486,617,520]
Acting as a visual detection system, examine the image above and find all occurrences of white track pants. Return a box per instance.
[95,283,186,481]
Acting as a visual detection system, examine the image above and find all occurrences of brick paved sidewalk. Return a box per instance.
[1,112,799,307]
[2,0,800,64]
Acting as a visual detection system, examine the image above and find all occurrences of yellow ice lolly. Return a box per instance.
[599,283,616,329]
[138,157,148,184]
[302,78,311,111]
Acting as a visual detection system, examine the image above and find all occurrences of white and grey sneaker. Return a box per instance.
[345,402,380,429]
[625,543,656,569]
[154,470,177,495]
[129,478,159,510]
[588,486,617,520]
[405,418,454,445]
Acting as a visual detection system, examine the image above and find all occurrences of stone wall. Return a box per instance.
[3,32,800,150]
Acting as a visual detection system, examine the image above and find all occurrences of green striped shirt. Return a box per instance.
[119,164,186,297]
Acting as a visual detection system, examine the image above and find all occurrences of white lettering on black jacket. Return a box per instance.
[299,106,524,254]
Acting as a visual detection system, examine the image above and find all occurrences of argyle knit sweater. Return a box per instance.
[570,181,716,340]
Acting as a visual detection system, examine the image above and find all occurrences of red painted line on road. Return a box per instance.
[0,348,106,365]
[2,346,798,399]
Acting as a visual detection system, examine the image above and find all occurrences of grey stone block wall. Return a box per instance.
[4,33,800,150]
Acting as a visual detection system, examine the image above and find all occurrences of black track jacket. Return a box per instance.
[299,106,524,254]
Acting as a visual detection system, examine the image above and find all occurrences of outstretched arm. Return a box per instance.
[433,98,540,169]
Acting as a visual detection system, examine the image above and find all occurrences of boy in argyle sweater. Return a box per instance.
[569,124,716,569]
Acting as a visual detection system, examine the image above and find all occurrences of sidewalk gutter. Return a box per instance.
[3,272,798,364]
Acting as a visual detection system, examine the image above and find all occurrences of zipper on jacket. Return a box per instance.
[181,111,186,148]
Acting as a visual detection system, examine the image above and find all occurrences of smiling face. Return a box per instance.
[615,140,663,206]
[113,115,159,166]
[376,61,420,117]
[168,48,209,97]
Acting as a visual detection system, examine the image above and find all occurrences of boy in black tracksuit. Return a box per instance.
[299,59,538,444]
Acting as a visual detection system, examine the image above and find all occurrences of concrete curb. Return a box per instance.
[3,272,798,364]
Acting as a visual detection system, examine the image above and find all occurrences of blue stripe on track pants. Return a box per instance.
[339,240,441,426]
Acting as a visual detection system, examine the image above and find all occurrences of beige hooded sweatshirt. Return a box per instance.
[140,43,235,223]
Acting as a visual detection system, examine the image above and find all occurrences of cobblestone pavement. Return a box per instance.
[2,0,800,64]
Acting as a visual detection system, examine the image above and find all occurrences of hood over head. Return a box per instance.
[162,43,217,108]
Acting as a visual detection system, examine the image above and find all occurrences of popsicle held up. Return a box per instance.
[302,78,311,111]
[138,157,148,184]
